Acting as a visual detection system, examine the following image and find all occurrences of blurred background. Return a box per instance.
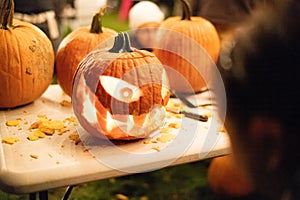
[55,0,180,37]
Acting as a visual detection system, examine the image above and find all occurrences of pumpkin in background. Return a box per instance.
[55,8,117,97]
[153,0,220,93]
[0,0,54,108]
[72,32,170,140]
[207,155,254,197]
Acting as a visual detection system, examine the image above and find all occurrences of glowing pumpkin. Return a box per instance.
[0,0,54,108]
[72,32,170,140]
[153,0,220,93]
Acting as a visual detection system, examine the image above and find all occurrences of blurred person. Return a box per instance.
[60,0,76,19]
[191,0,275,35]
[191,0,277,81]
[222,1,300,199]
[128,1,165,51]
[154,0,175,17]
[14,0,61,53]
[66,0,76,8]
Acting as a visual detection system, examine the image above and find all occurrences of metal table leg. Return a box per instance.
[29,190,48,200]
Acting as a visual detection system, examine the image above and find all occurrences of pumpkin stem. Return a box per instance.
[109,32,133,53]
[0,0,14,29]
[123,32,133,52]
[90,7,106,33]
[180,0,191,20]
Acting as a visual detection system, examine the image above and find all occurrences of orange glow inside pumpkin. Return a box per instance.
[75,73,167,139]
[161,70,170,100]
[82,91,98,124]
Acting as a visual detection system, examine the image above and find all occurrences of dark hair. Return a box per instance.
[224,1,300,198]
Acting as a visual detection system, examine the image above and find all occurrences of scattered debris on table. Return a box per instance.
[1,136,19,145]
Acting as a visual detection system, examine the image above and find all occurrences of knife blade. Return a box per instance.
[167,108,208,122]
[171,90,197,108]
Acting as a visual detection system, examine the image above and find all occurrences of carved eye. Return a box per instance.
[99,75,143,103]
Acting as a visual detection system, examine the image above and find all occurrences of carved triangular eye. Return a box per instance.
[99,75,143,103]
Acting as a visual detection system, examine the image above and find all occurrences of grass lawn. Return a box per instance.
[101,10,129,32]
[0,161,219,200]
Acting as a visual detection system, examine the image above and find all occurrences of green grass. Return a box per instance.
[0,161,219,200]
[101,11,129,32]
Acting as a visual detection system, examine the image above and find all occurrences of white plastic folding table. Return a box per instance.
[0,85,231,199]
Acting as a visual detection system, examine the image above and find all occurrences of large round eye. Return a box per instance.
[99,75,143,103]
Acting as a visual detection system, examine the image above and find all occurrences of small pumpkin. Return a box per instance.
[207,155,254,197]
[0,0,54,108]
[153,0,220,93]
[72,32,170,140]
[55,8,117,97]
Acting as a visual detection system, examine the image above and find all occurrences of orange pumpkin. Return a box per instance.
[0,0,54,108]
[72,32,170,140]
[207,155,254,197]
[153,0,220,93]
[55,8,117,97]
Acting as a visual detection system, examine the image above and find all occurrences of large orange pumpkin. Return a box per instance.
[55,8,117,97]
[72,32,170,140]
[0,0,54,108]
[207,155,254,197]
[153,0,220,93]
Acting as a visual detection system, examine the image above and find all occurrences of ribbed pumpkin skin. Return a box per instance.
[72,43,170,140]
[0,19,54,108]
[207,155,254,197]
[93,51,168,115]
[55,27,117,97]
[153,16,221,92]
[160,16,220,62]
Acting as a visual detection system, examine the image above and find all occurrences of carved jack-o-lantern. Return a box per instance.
[72,33,170,140]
